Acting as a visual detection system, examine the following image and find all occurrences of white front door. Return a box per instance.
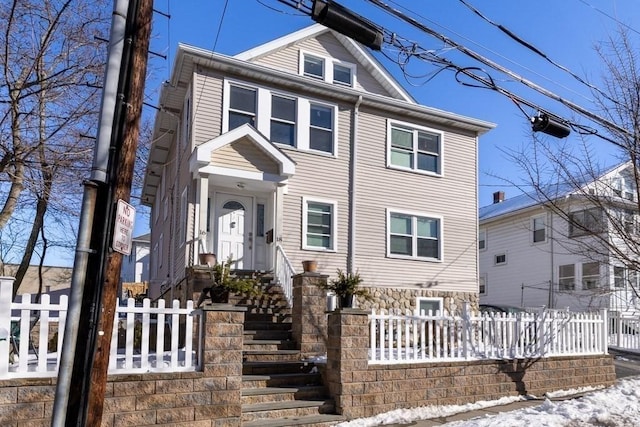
[216,194,253,269]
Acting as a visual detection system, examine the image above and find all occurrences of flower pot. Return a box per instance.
[339,294,354,308]
[199,253,217,266]
[302,260,318,273]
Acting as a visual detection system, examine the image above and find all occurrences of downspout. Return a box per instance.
[347,95,363,274]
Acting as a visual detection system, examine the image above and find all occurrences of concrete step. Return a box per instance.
[243,361,318,375]
[242,385,328,405]
[242,372,322,388]
[244,321,292,331]
[241,399,336,423]
[243,414,345,427]
[243,339,297,352]
[243,349,302,362]
[244,329,292,340]
[244,312,292,323]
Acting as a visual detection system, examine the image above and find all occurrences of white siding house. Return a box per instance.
[479,163,640,314]
[142,24,494,312]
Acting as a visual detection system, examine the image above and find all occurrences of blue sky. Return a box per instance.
[134,0,639,232]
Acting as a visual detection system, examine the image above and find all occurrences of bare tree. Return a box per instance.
[0,0,108,296]
[498,28,640,307]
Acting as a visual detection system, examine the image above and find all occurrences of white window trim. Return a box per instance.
[494,252,507,266]
[386,119,444,177]
[531,214,547,244]
[415,297,444,315]
[478,229,487,251]
[298,50,357,87]
[222,79,338,156]
[479,274,487,296]
[386,208,443,262]
[302,196,338,252]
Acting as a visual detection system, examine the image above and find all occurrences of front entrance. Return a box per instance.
[215,193,253,269]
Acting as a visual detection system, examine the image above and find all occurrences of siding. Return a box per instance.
[352,108,478,293]
[211,138,279,175]
[192,71,224,145]
[250,32,391,97]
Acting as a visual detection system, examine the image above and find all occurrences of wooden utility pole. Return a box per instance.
[85,0,153,424]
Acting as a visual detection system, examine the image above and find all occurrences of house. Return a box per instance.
[2,263,71,302]
[141,24,494,314]
[119,232,150,298]
[479,162,640,314]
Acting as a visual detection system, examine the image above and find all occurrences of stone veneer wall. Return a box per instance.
[0,306,245,427]
[326,309,617,419]
[359,287,479,315]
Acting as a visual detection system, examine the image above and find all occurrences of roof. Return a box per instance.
[479,162,632,222]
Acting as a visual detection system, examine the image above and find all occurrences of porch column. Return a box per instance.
[275,183,286,244]
[195,175,209,259]
[292,272,329,358]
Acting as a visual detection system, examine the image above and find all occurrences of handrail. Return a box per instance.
[275,244,296,306]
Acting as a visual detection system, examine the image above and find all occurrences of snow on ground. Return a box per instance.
[334,377,640,427]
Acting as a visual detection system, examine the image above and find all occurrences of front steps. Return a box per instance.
[238,281,344,427]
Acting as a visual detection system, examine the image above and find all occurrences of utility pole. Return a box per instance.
[85,0,153,424]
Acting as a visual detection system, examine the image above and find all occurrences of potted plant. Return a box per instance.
[197,257,261,305]
[317,269,372,309]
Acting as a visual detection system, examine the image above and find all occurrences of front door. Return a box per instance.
[216,194,253,269]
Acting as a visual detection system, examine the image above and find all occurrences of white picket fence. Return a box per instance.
[609,311,640,351]
[0,277,200,379]
[369,304,608,364]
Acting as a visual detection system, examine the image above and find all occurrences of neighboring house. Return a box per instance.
[2,263,72,302]
[141,24,493,313]
[120,233,150,298]
[479,162,640,314]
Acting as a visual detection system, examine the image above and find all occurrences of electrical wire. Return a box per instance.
[575,0,640,38]
[457,0,620,108]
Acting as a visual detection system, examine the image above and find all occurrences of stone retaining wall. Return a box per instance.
[326,308,617,419]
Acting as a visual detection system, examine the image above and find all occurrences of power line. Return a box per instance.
[575,0,640,38]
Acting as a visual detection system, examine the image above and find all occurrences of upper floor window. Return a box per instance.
[532,215,546,243]
[303,54,324,79]
[228,85,256,130]
[614,266,626,288]
[478,229,487,251]
[388,209,442,261]
[300,51,356,87]
[309,103,334,153]
[559,264,575,291]
[303,197,336,251]
[582,262,600,290]
[271,95,296,146]
[569,208,603,237]
[388,121,442,175]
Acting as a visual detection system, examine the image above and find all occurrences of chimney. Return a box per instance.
[493,191,505,204]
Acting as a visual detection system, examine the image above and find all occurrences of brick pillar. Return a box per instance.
[292,272,329,358]
[326,308,369,418]
[199,304,246,426]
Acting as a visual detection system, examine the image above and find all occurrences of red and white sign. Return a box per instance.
[112,199,136,255]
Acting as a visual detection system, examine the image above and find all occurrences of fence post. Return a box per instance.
[537,309,546,356]
[462,302,470,359]
[615,310,622,348]
[0,276,15,377]
[601,309,608,354]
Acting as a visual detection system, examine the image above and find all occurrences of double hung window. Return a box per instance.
[271,95,296,146]
[559,264,575,291]
[532,215,546,243]
[309,103,333,153]
[582,262,600,290]
[228,85,256,130]
[303,198,336,251]
[388,210,441,261]
[389,122,442,175]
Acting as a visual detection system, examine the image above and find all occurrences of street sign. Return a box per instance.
[112,199,135,255]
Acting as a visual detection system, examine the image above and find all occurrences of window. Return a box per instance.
[228,85,256,130]
[303,198,336,251]
[614,266,625,288]
[569,208,603,237]
[532,215,546,243]
[388,121,442,175]
[333,63,352,85]
[309,103,334,153]
[416,297,443,315]
[478,229,487,251]
[559,264,575,291]
[623,210,637,234]
[257,204,265,237]
[388,210,441,261]
[303,54,324,79]
[495,253,506,265]
[271,95,296,146]
[479,275,487,295]
[582,262,600,290]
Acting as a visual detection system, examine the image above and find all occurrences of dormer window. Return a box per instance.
[300,51,356,87]
[303,54,324,79]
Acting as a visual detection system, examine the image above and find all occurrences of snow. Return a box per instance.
[333,377,640,427]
